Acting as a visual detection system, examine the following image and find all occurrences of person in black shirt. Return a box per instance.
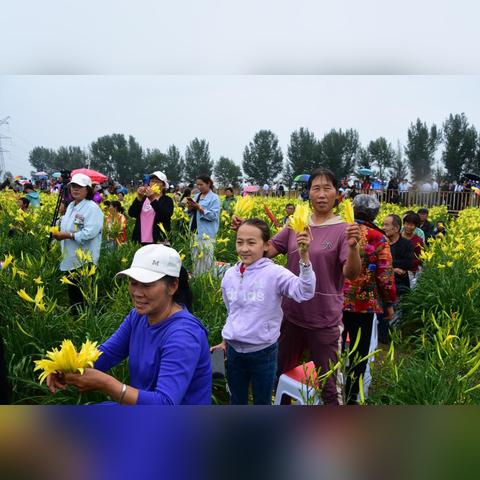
[128,171,174,245]
[378,214,414,343]
[418,208,434,242]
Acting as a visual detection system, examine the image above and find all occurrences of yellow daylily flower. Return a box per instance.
[49,226,59,234]
[34,339,103,384]
[289,204,310,233]
[150,184,161,194]
[60,276,75,286]
[34,276,43,285]
[233,195,255,218]
[202,233,210,240]
[2,254,13,269]
[343,199,355,224]
[158,222,167,236]
[17,289,35,303]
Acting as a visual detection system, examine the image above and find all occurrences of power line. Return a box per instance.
[0,116,11,176]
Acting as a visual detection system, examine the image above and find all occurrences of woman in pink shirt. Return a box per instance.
[270,169,361,405]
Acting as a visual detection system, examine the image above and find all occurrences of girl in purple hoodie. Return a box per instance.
[211,218,316,405]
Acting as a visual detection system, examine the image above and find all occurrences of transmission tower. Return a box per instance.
[0,116,10,177]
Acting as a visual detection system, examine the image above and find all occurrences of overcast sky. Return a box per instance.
[1,75,480,178]
[1,0,480,178]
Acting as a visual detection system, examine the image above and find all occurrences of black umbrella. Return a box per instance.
[464,173,480,182]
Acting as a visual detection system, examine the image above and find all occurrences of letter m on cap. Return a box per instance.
[152,260,160,266]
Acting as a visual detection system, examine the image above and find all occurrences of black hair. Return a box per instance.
[387,214,402,231]
[70,184,94,200]
[196,174,214,191]
[19,197,30,208]
[417,208,428,215]
[307,168,338,192]
[180,188,192,202]
[225,187,234,194]
[238,218,271,243]
[403,210,415,216]
[403,212,420,227]
[104,200,111,207]
[162,267,193,313]
[285,203,295,209]
[24,183,34,191]
[110,200,124,214]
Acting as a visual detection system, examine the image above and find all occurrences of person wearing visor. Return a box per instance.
[51,173,104,308]
[128,171,174,245]
[46,245,212,405]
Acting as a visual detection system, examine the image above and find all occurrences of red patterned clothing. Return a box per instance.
[343,223,397,313]
[406,234,424,273]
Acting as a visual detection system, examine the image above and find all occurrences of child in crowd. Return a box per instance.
[211,218,316,405]
[105,200,127,246]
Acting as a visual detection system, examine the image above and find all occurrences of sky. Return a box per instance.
[1,0,480,178]
[1,75,480,178]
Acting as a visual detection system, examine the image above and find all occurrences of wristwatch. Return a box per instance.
[299,259,311,268]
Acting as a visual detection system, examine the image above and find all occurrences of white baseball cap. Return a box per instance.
[68,173,92,188]
[116,245,182,283]
[150,171,169,189]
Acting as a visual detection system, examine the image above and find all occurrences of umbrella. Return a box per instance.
[358,168,373,176]
[244,185,260,193]
[33,171,48,176]
[71,168,108,184]
[52,172,62,178]
[294,174,310,183]
[465,173,480,182]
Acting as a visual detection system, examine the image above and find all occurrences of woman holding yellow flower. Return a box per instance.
[128,171,174,245]
[45,245,211,405]
[269,169,362,405]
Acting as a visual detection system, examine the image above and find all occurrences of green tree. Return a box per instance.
[90,134,144,184]
[317,128,359,179]
[442,113,477,181]
[184,138,213,181]
[404,119,441,182]
[54,146,88,171]
[144,148,167,176]
[214,156,242,187]
[356,146,371,169]
[28,146,57,172]
[242,130,283,185]
[287,128,318,178]
[390,141,409,181]
[164,145,185,185]
[367,137,395,182]
[282,160,294,189]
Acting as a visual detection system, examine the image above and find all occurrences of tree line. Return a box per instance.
[28,113,480,187]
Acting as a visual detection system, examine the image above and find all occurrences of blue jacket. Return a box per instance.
[95,308,212,405]
[189,191,221,241]
[26,191,40,208]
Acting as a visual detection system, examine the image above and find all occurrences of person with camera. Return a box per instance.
[128,171,174,245]
[51,173,104,309]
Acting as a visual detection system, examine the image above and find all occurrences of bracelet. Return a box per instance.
[118,383,127,404]
[70,232,74,240]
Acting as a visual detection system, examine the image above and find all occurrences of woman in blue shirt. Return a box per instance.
[46,245,212,405]
[187,175,220,276]
[52,173,104,309]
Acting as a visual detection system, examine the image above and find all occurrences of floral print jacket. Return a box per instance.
[343,223,397,313]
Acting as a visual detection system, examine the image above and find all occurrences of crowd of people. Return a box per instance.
[1,167,447,406]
